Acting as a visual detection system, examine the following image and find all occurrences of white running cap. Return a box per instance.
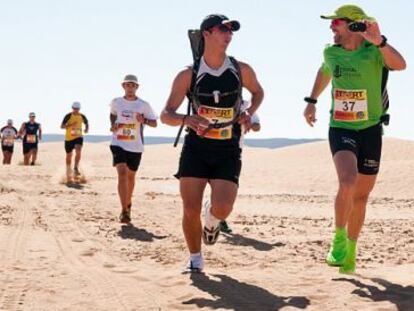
[123,74,138,85]
[72,101,81,109]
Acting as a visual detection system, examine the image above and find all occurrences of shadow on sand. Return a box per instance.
[334,277,414,311]
[183,273,310,311]
[117,223,167,242]
[222,233,285,251]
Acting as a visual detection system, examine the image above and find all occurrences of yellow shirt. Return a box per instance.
[62,113,88,141]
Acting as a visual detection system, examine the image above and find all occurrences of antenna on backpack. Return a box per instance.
[173,30,205,147]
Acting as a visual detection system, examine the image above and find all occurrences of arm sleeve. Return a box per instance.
[251,113,260,124]
[61,113,71,126]
[142,102,158,120]
[110,99,117,115]
[81,114,89,125]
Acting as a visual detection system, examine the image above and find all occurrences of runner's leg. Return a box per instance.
[180,177,208,253]
[116,163,130,212]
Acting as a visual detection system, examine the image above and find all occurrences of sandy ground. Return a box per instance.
[0,138,413,310]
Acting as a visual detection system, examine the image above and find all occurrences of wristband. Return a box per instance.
[377,35,387,48]
[304,97,317,104]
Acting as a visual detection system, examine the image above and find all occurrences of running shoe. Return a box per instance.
[220,220,233,234]
[202,201,220,245]
[184,255,204,273]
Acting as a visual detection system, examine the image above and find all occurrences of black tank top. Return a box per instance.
[23,122,40,144]
[188,56,242,149]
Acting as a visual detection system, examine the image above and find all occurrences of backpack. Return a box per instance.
[380,67,390,126]
[173,30,243,147]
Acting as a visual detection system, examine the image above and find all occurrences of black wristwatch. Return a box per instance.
[304,97,317,104]
[377,35,387,48]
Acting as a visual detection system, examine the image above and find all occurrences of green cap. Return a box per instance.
[321,4,374,21]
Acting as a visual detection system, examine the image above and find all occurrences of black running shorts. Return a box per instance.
[65,137,83,153]
[175,137,242,185]
[110,145,142,172]
[329,123,382,175]
[1,145,13,153]
[23,142,38,155]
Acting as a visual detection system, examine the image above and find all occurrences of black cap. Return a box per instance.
[200,14,240,32]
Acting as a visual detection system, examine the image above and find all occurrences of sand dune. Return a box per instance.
[0,138,413,310]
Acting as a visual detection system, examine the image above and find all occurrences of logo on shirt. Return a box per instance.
[121,110,134,119]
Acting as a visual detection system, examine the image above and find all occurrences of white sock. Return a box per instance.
[190,252,201,260]
[205,206,220,229]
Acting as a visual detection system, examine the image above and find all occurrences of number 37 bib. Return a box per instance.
[333,88,368,122]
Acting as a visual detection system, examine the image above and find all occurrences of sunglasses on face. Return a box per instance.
[331,18,353,27]
[211,24,233,34]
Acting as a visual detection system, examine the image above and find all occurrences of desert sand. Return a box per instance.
[0,138,413,310]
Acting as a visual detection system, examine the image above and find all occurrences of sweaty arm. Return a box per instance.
[239,62,264,116]
[160,69,192,126]
[379,43,406,71]
[303,67,332,127]
[110,113,117,132]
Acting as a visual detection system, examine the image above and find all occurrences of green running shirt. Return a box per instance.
[321,41,385,130]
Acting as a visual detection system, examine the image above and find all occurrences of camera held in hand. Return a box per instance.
[348,22,367,32]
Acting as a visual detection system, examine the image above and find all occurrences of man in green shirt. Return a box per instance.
[303,5,406,274]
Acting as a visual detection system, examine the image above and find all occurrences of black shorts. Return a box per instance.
[2,145,13,153]
[23,142,38,155]
[65,137,83,153]
[175,137,242,185]
[329,123,382,175]
[110,145,142,172]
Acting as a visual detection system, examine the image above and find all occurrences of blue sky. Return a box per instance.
[0,0,412,140]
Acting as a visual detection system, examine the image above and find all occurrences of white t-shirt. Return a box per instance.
[1,126,18,146]
[110,97,157,153]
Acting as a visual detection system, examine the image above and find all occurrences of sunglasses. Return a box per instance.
[211,24,233,34]
[331,18,353,27]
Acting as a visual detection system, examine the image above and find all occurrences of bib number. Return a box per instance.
[26,135,36,143]
[197,106,234,140]
[70,128,82,137]
[333,89,368,122]
[2,137,14,146]
[116,123,137,141]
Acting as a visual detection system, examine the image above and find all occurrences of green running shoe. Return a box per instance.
[326,227,347,266]
[339,239,357,274]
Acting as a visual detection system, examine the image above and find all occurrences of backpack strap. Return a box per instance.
[173,61,201,147]
[380,66,390,126]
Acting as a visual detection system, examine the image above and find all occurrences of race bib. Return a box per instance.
[333,89,368,122]
[26,134,37,143]
[70,127,82,137]
[197,105,233,140]
[2,137,14,146]
[116,123,137,141]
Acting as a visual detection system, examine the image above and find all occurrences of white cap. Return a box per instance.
[72,101,81,109]
[123,74,138,85]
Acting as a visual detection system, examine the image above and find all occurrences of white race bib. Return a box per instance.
[333,88,368,122]
[2,137,14,146]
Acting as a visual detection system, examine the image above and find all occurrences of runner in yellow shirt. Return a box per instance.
[61,102,89,182]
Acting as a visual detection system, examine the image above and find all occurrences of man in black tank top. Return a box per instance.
[19,112,42,165]
[161,14,264,272]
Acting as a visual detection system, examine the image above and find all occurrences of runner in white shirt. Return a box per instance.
[110,74,158,223]
[1,119,19,165]
[220,100,261,233]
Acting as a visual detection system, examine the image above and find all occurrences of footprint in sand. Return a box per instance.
[71,238,85,243]
[79,248,97,257]
[103,262,116,268]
